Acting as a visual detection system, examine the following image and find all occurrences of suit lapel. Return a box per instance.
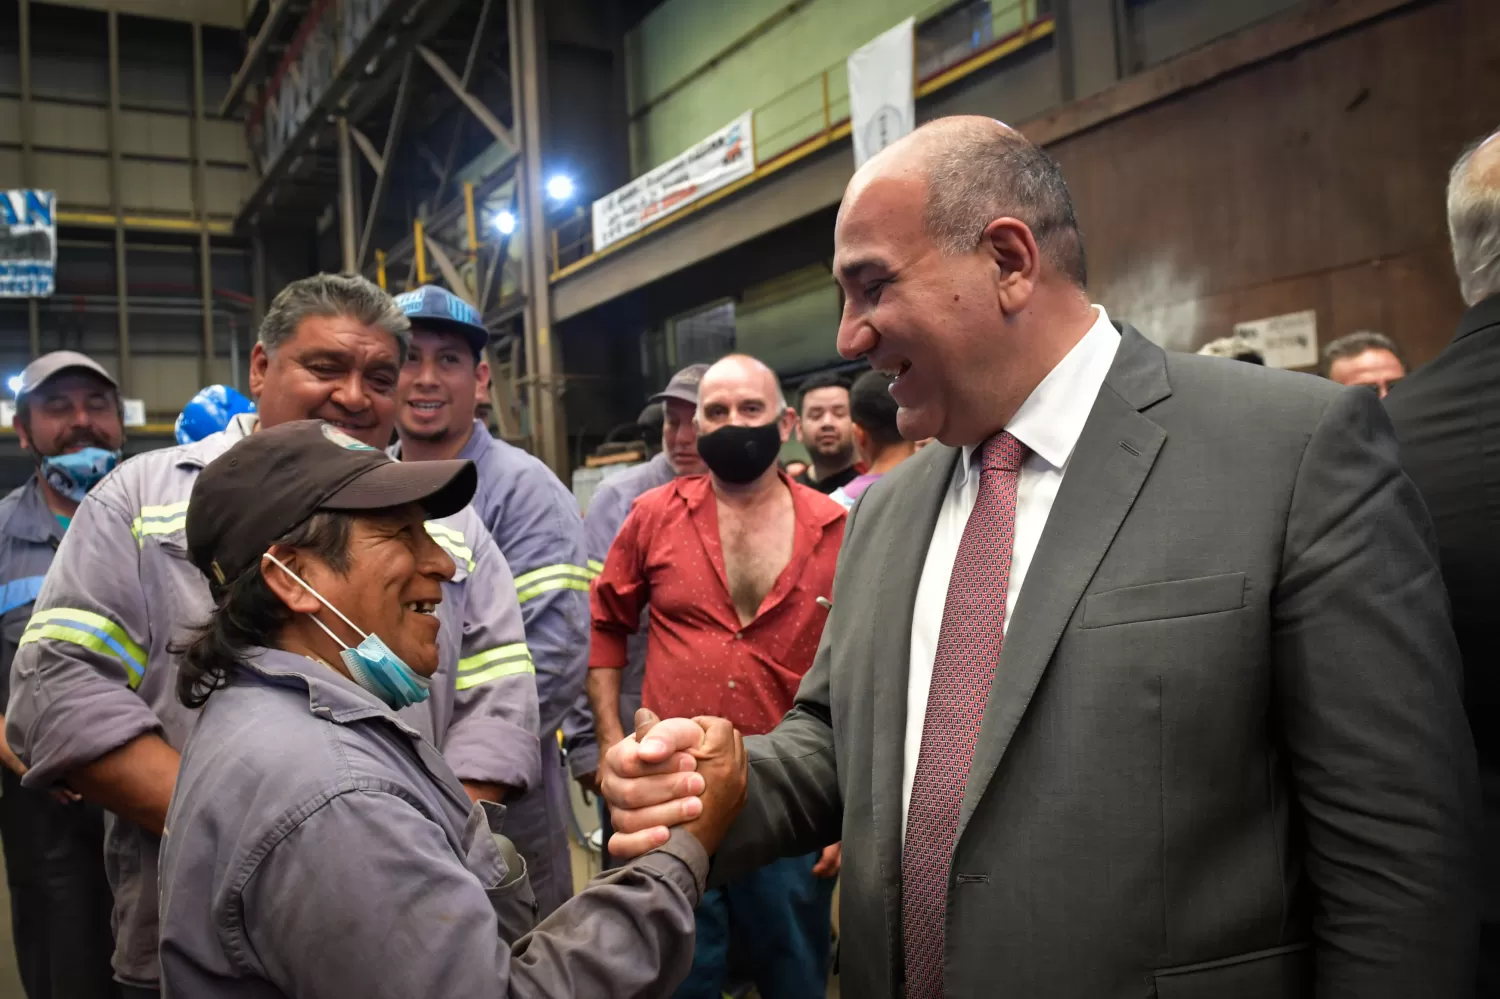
[869,443,958,954]
[956,326,1170,840]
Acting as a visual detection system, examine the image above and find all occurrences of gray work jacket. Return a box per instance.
[561,453,677,776]
[0,478,61,706]
[6,415,540,987]
[159,646,704,999]
[399,421,592,916]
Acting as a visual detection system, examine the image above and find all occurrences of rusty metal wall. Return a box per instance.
[1055,0,1500,368]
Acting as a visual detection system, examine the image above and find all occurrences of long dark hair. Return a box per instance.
[174,512,352,709]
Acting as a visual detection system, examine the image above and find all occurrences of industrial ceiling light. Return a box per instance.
[546,174,575,202]
[6,374,22,396]
[494,211,517,235]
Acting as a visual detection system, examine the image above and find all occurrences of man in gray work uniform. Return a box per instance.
[392,285,591,917]
[0,351,123,999]
[561,363,709,864]
[6,275,540,998]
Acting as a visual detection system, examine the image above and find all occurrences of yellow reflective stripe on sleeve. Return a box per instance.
[423,522,475,571]
[131,501,191,544]
[20,609,147,688]
[455,642,534,690]
[514,564,594,603]
[586,559,604,577]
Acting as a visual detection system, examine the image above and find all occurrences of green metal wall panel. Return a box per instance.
[625,0,938,174]
[732,263,843,376]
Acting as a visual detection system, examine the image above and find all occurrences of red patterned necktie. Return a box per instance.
[902,431,1027,999]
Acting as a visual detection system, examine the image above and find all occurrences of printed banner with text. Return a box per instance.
[848,17,915,169]
[0,190,57,298]
[592,113,755,252]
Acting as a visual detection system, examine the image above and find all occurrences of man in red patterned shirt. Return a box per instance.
[589,353,845,999]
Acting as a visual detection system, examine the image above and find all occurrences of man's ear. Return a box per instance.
[852,424,871,465]
[778,406,798,443]
[474,358,492,407]
[13,414,30,453]
[260,547,323,615]
[248,342,270,400]
[980,216,1040,316]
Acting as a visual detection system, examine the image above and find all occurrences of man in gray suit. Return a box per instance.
[602,117,1478,998]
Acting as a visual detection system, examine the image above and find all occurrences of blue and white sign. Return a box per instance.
[0,190,56,298]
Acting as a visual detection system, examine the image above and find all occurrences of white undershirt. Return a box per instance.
[901,306,1121,836]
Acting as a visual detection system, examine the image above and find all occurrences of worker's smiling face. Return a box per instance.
[276,504,454,677]
[249,315,402,449]
[397,328,486,446]
[16,372,124,458]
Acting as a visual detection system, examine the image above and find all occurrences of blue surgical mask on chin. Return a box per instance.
[261,553,431,709]
[40,447,121,504]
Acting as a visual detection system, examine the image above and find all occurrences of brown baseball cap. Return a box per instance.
[186,420,476,592]
[17,350,118,400]
[648,363,710,406]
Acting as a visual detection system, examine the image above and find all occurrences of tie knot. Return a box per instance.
[980,431,1026,472]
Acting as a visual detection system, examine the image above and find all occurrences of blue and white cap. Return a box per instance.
[392,285,488,355]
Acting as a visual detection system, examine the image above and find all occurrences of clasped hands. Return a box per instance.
[600,710,748,858]
[600,710,841,877]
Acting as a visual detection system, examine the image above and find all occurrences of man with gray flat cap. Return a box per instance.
[0,350,123,999]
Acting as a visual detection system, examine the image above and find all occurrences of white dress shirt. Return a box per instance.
[901,306,1121,835]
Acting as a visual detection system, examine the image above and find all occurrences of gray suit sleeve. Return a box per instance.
[706,496,856,885]
[1273,387,1479,996]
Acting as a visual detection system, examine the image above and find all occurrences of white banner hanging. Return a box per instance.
[1233,309,1319,369]
[591,112,755,252]
[848,17,916,169]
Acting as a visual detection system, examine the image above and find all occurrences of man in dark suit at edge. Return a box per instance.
[600,116,1479,999]
[1386,124,1500,998]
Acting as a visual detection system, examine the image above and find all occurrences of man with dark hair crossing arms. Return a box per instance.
[392,285,591,917]
[831,369,913,510]
[793,372,859,495]
[0,352,122,999]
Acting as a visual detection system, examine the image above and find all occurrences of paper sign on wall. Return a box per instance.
[848,18,915,168]
[123,399,147,427]
[1232,309,1318,369]
[0,190,57,298]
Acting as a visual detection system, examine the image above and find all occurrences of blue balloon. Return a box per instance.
[175,385,256,445]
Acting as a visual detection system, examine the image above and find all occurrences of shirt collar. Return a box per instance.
[456,419,491,462]
[958,305,1122,487]
[239,646,424,737]
[677,469,845,531]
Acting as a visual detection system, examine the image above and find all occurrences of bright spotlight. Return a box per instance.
[545,174,575,202]
[493,211,517,235]
[6,374,22,397]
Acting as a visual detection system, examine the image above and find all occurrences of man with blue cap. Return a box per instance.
[0,350,122,998]
[392,285,591,917]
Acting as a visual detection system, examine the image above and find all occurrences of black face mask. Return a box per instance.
[696,421,782,485]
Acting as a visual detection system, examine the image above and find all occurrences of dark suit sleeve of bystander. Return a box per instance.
[1272,386,1480,996]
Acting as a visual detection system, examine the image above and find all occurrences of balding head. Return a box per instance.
[1449,127,1500,306]
[694,354,796,483]
[847,116,1087,286]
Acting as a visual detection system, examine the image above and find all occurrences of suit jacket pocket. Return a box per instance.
[1081,572,1246,629]
[1153,942,1310,999]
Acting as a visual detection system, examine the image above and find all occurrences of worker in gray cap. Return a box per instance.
[156,418,748,998]
[0,350,123,999]
[561,362,710,865]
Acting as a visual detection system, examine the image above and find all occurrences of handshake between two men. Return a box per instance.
[599,710,751,861]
